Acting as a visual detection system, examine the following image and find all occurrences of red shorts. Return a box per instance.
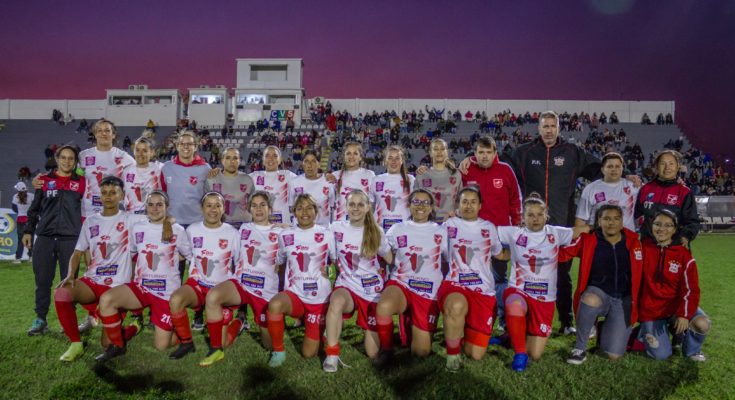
[385,280,439,333]
[284,291,328,341]
[184,278,236,323]
[78,277,112,315]
[335,286,378,332]
[230,279,269,328]
[437,281,496,347]
[503,287,555,337]
[127,283,173,331]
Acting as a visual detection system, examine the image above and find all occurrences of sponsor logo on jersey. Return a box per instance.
[126,173,135,183]
[241,230,251,240]
[211,183,222,192]
[334,232,343,242]
[361,275,381,288]
[48,181,57,190]
[92,195,102,207]
[219,239,228,249]
[594,192,606,203]
[257,176,265,185]
[376,181,385,192]
[90,225,100,237]
[294,187,304,195]
[142,278,166,291]
[383,218,401,231]
[241,274,265,289]
[314,233,324,243]
[85,156,96,166]
[523,281,549,296]
[459,272,483,286]
[554,156,565,166]
[493,179,503,189]
[408,279,433,294]
[396,235,408,248]
[268,232,278,242]
[135,232,144,243]
[96,264,119,276]
[283,234,295,246]
[447,226,458,239]
[193,237,204,248]
[668,260,681,273]
[422,179,432,187]
[516,235,528,247]
[666,194,678,205]
[303,282,318,292]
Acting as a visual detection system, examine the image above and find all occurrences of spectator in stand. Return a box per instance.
[146,119,156,133]
[641,113,653,125]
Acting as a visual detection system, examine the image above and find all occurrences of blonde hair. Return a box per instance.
[335,142,363,196]
[384,145,411,194]
[347,190,382,258]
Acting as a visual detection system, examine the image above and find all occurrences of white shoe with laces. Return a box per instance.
[322,355,350,373]
[78,315,98,333]
[688,352,706,362]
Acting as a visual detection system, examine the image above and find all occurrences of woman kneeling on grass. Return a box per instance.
[635,209,710,362]
[439,187,507,372]
[323,190,393,372]
[374,189,448,366]
[560,204,643,365]
[267,194,335,367]
[497,194,588,372]
[198,191,283,366]
[168,192,241,360]
[96,191,191,362]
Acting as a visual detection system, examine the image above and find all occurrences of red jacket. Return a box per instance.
[638,238,700,321]
[560,228,643,324]
[463,157,522,226]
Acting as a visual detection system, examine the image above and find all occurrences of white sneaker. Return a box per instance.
[445,354,463,372]
[322,355,349,373]
[589,325,597,339]
[12,259,22,264]
[78,315,98,333]
[688,353,706,362]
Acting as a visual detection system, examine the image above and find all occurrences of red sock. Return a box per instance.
[54,289,81,342]
[445,338,462,356]
[376,315,394,351]
[207,318,224,349]
[123,324,139,341]
[225,319,243,346]
[100,313,124,347]
[171,310,192,343]
[267,312,285,352]
[325,343,340,356]
[506,314,527,354]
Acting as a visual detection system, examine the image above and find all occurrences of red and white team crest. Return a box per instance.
[323,186,330,196]
[314,233,324,243]
[481,229,490,238]
[624,187,631,195]
[450,176,457,185]
[240,184,248,192]
[554,156,565,166]
[189,176,198,186]
[169,234,177,242]
[268,232,278,242]
[547,234,555,244]
[278,174,285,182]
[116,222,125,232]
[219,239,228,249]
[668,261,681,273]
[69,181,80,191]
[493,179,503,189]
[114,156,122,165]
[666,194,678,205]
[434,234,443,245]
[361,179,369,187]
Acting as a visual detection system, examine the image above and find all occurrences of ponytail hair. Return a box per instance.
[347,190,382,258]
[523,192,547,213]
[384,145,411,194]
[335,142,363,196]
[430,138,457,174]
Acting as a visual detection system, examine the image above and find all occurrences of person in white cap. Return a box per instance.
[12,181,34,264]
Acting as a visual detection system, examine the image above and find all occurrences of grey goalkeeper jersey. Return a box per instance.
[413,168,463,223]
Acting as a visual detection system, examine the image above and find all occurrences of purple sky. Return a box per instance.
[1,0,734,165]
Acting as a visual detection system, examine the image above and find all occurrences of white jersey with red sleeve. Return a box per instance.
[333,168,375,221]
[75,211,134,287]
[289,175,334,227]
[249,170,295,224]
[331,220,391,302]
[373,173,415,232]
[444,217,503,296]
[79,147,135,217]
[122,161,164,216]
[498,225,574,302]
[277,225,334,304]
[386,220,448,300]
[234,223,282,301]
[131,221,192,300]
[576,178,639,231]
[185,222,240,289]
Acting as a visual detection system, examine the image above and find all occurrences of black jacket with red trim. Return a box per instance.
[24,171,85,239]
[634,178,699,244]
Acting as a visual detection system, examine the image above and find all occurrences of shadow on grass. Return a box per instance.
[45,364,185,399]
[240,364,306,400]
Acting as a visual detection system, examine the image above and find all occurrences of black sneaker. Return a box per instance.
[27,318,49,336]
[95,344,126,362]
[192,312,205,331]
[566,349,587,365]
[169,342,196,360]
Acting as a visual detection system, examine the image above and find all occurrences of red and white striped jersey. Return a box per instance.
[277,225,334,304]
[131,222,191,300]
[79,147,135,217]
[185,222,240,289]
[444,217,502,296]
[333,168,375,222]
[386,220,448,300]
[122,161,164,216]
[331,220,391,302]
[75,211,134,287]
[289,175,334,227]
[249,170,295,224]
[373,173,415,232]
[235,223,282,301]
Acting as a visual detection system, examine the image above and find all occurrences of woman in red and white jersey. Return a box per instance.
[167,192,240,360]
[330,142,375,221]
[122,137,164,225]
[374,189,448,365]
[323,190,393,372]
[95,191,191,362]
[267,194,334,367]
[54,176,136,362]
[373,146,415,232]
[249,146,295,224]
[289,150,334,227]
[497,194,588,372]
[439,187,506,370]
[197,191,283,367]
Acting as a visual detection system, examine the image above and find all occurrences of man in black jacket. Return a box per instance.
[23,146,85,336]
